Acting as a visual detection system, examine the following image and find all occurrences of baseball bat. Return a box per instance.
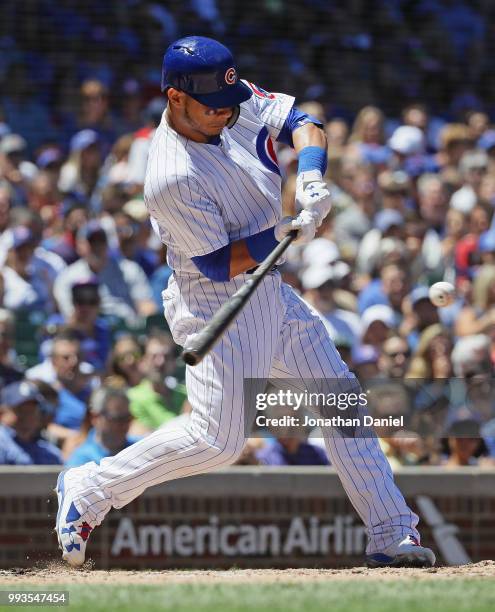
[181,231,297,366]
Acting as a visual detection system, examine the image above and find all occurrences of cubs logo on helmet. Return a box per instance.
[255,126,280,175]
[225,68,237,84]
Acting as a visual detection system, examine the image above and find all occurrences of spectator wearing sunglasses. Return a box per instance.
[66,386,139,467]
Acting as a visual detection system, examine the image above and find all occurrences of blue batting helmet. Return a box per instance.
[161,36,252,108]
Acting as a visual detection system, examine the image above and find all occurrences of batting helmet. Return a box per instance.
[161,36,252,108]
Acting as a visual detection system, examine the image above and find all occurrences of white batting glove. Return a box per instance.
[296,170,332,227]
[274,210,317,245]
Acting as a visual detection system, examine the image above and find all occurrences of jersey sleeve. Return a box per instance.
[145,174,230,258]
[242,80,295,140]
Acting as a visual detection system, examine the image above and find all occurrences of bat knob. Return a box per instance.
[181,348,201,366]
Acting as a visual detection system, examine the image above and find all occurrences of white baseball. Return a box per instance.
[429,282,456,307]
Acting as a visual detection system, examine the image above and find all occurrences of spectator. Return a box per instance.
[54,220,157,321]
[301,265,361,346]
[257,435,329,466]
[0,309,23,387]
[128,332,188,434]
[0,380,62,465]
[0,134,37,206]
[44,279,111,373]
[27,333,92,445]
[108,335,143,388]
[66,387,138,467]
[443,419,485,467]
[456,265,495,337]
[58,130,103,203]
[406,324,453,379]
[2,227,54,312]
[378,334,411,379]
[77,79,117,154]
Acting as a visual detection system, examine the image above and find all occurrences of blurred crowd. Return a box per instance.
[1,0,495,470]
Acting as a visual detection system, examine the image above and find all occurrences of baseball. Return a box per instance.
[429,281,456,307]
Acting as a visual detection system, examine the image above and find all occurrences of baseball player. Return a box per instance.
[55,36,435,569]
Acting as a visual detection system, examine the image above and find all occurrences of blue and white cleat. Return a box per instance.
[366,535,436,568]
[54,470,93,567]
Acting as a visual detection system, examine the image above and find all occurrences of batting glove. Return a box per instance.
[274,210,317,245]
[296,170,332,227]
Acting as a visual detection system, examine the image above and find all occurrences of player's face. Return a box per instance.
[183,96,234,137]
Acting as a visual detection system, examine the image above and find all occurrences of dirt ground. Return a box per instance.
[0,560,494,585]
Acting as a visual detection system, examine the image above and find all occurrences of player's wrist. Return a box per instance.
[297,146,327,178]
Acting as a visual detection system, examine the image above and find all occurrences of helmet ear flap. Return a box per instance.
[226,105,240,129]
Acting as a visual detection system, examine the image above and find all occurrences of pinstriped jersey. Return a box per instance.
[144,81,294,276]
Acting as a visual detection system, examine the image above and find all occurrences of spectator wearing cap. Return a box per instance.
[301,263,361,346]
[0,309,23,388]
[46,196,89,265]
[1,208,66,291]
[351,344,381,381]
[0,133,38,206]
[54,220,156,321]
[388,125,429,175]
[0,381,62,465]
[66,387,139,467]
[58,129,102,203]
[450,150,488,214]
[401,287,440,343]
[44,279,111,373]
[2,226,54,312]
[361,304,396,349]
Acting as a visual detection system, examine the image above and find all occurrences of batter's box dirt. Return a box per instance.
[0,560,494,585]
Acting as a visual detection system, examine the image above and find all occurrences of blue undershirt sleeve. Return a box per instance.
[191,243,232,281]
[277,106,324,147]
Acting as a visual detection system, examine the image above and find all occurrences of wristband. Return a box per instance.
[297,145,327,176]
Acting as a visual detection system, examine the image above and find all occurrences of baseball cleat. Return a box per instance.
[54,470,93,567]
[366,535,436,568]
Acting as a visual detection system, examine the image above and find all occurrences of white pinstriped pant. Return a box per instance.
[67,271,419,554]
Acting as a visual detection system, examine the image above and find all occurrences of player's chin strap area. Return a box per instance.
[227,105,240,128]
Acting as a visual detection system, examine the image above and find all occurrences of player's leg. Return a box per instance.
[56,273,284,566]
[269,283,435,566]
